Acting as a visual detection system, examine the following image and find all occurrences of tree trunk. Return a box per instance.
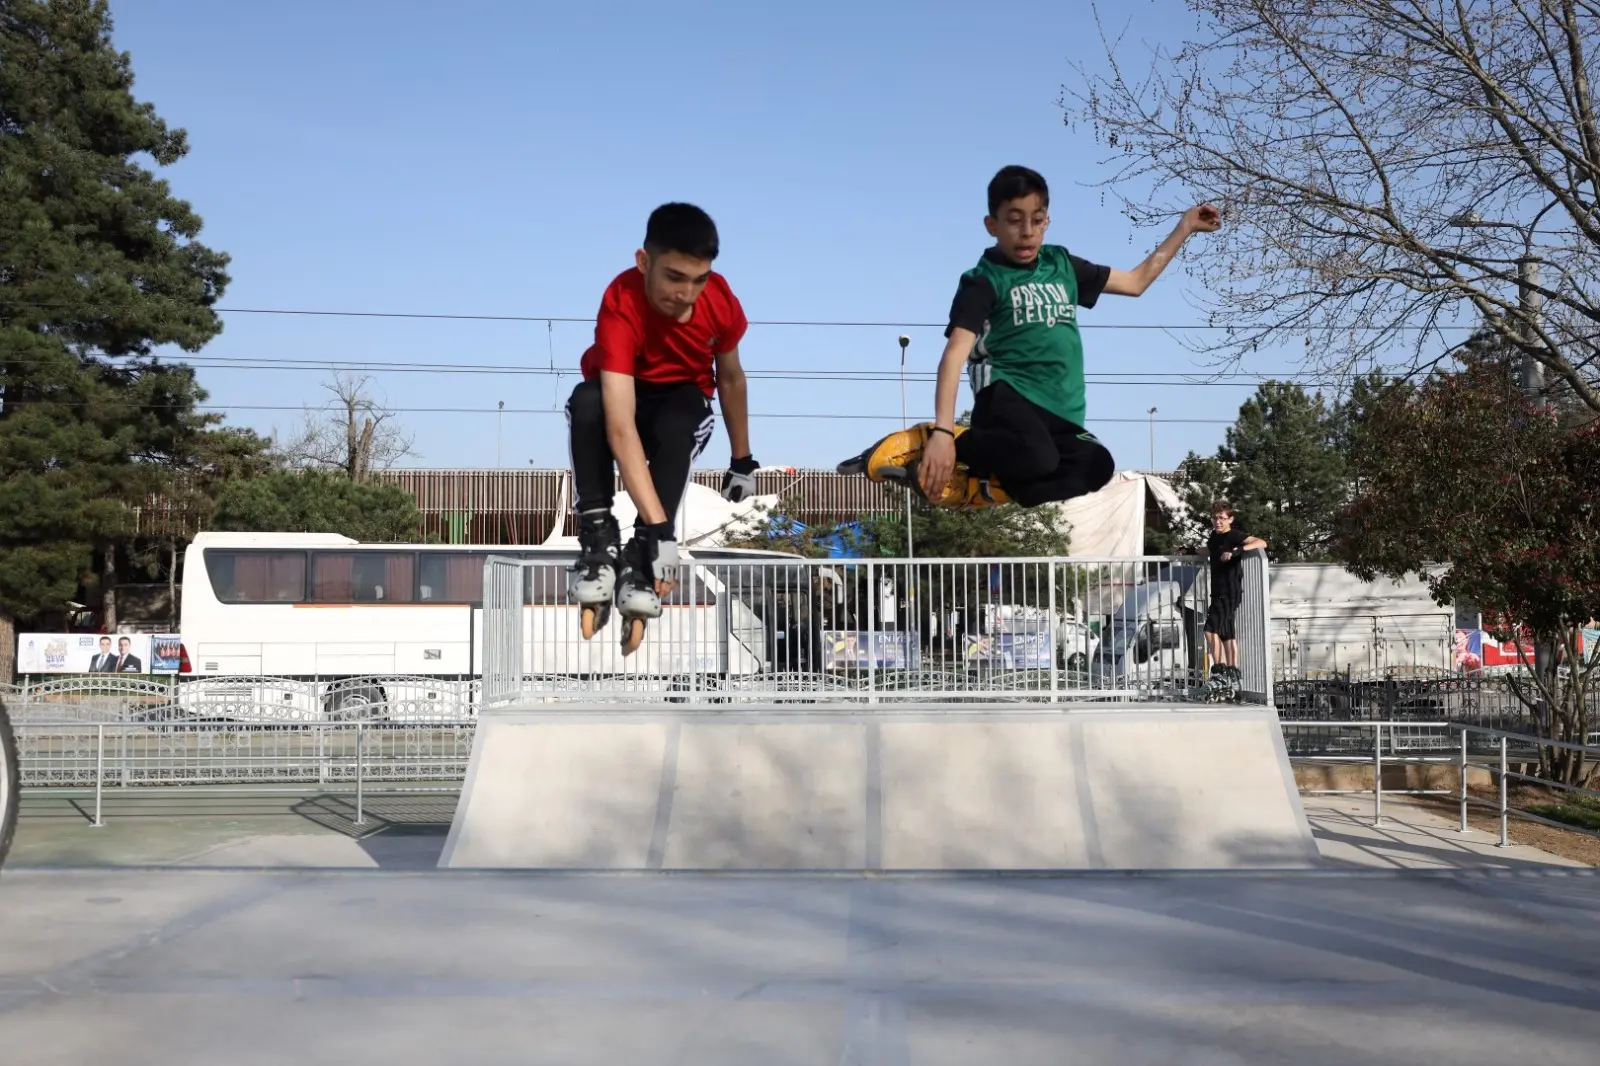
[0,610,14,683]
[168,538,179,630]
[101,542,117,632]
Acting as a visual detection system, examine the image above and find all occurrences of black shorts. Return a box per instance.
[1205,599,1239,641]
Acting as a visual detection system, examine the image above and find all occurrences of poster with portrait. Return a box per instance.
[15,633,163,675]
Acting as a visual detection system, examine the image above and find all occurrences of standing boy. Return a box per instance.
[565,202,760,640]
[915,165,1221,507]
[1205,500,1268,682]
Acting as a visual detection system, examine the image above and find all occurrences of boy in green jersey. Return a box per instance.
[916,165,1220,507]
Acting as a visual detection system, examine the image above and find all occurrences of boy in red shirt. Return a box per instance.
[566,202,759,643]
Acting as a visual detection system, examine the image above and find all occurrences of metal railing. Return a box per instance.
[19,718,1599,846]
[16,718,473,828]
[478,551,1271,707]
[1285,720,1600,847]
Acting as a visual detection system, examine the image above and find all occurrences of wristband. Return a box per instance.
[929,426,955,438]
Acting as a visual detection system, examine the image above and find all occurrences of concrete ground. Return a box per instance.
[4,789,1598,1063]
[3,864,1600,1064]
[4,787,1584,872]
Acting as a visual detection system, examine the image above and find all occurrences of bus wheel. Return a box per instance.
[324,685,386,721]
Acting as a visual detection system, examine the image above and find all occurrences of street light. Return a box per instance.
[1449,201,1563,697]
[1447,200,1560,396]
[898,334,914,560]
[1147,407,1157,470]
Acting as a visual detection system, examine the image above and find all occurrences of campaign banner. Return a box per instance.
[149,634,183,673]
[820,630,920,671]
[1453,628,1598,673]
[963,632,1054,670]
[15,632,179,675]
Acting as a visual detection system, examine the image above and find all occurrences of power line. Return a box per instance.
[0,350,1363,386]
[0,397,1235,424]
[0,299,1486,331]
[202,306,1481,331]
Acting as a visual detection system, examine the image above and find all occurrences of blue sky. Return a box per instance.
[108,0,1317,473]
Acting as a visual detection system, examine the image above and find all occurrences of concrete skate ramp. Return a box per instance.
[438,703,1319,871]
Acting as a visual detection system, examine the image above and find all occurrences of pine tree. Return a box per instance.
[0,1,230,673]
[1171,382,1350,562]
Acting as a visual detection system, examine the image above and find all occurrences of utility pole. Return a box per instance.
[899,334,914,560]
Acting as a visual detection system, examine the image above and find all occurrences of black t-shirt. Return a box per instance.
[1208,528,1251,602]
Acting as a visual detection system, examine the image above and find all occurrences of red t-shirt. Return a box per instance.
[578,268,748,397]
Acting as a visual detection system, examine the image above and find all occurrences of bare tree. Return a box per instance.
[1063,0,1600,409]
[278,372,415,483]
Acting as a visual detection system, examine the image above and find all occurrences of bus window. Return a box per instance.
[310,552,417,603]
[418,553,489,604]
[206,551,307,603]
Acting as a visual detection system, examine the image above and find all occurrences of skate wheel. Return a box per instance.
[581,604,609,640]
[620,616,647,657]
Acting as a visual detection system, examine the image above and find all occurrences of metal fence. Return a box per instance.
[476,551,1271,707]
[17,718,1599,846]
[1283,720,1600,848]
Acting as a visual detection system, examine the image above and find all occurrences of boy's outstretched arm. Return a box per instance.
[716,346,751,459]
[1103,203,1221,297]
[716,346,761,501]
[600,370,670,526]
[917,328,977,500]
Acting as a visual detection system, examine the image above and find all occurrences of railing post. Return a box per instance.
[866,561,877,705]
[1498,734,1509,848]
[1459,728,1469,833]
[1372,721,1383,827]
[355,722,366,828]
[1047,561,1059,703]
[93,723,105,828]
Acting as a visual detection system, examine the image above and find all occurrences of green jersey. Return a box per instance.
[946,245,1110,427]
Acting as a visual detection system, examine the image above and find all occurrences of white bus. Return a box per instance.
[173,531,819,718]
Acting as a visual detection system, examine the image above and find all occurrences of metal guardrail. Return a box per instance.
[1285,720,1600,848]
[17,718,1600,847]
[477,552,1269,707]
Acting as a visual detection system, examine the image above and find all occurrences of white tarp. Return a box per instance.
[1045,471,1188,557]
[542,473,779,550]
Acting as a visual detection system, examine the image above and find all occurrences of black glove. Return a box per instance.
[635,521,679,582]
[721,455,760,502]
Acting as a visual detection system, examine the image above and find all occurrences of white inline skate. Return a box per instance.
[614,524,678,657]
[570,509,621,640]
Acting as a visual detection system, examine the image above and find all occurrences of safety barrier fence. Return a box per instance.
[13,718,1599,847]
[3,668,1568,733]
[478,550,1269,706]
[1283,720,1600,847]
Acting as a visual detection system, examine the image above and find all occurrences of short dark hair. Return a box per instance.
[1211,499,1234,516]
[643,202,719,261]
[987,165,1050,217]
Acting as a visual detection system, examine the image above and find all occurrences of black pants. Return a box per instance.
[566,378,715,536]
[954,380,1115,507]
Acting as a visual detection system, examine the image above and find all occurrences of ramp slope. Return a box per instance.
[438,704,1318,871]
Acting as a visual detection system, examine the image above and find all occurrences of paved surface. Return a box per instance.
[6,788,1590,873]
[443,704,1318,870]
[1305,794,1591,870]
[3,866,1599,1063]
[5,778,1598,1060]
